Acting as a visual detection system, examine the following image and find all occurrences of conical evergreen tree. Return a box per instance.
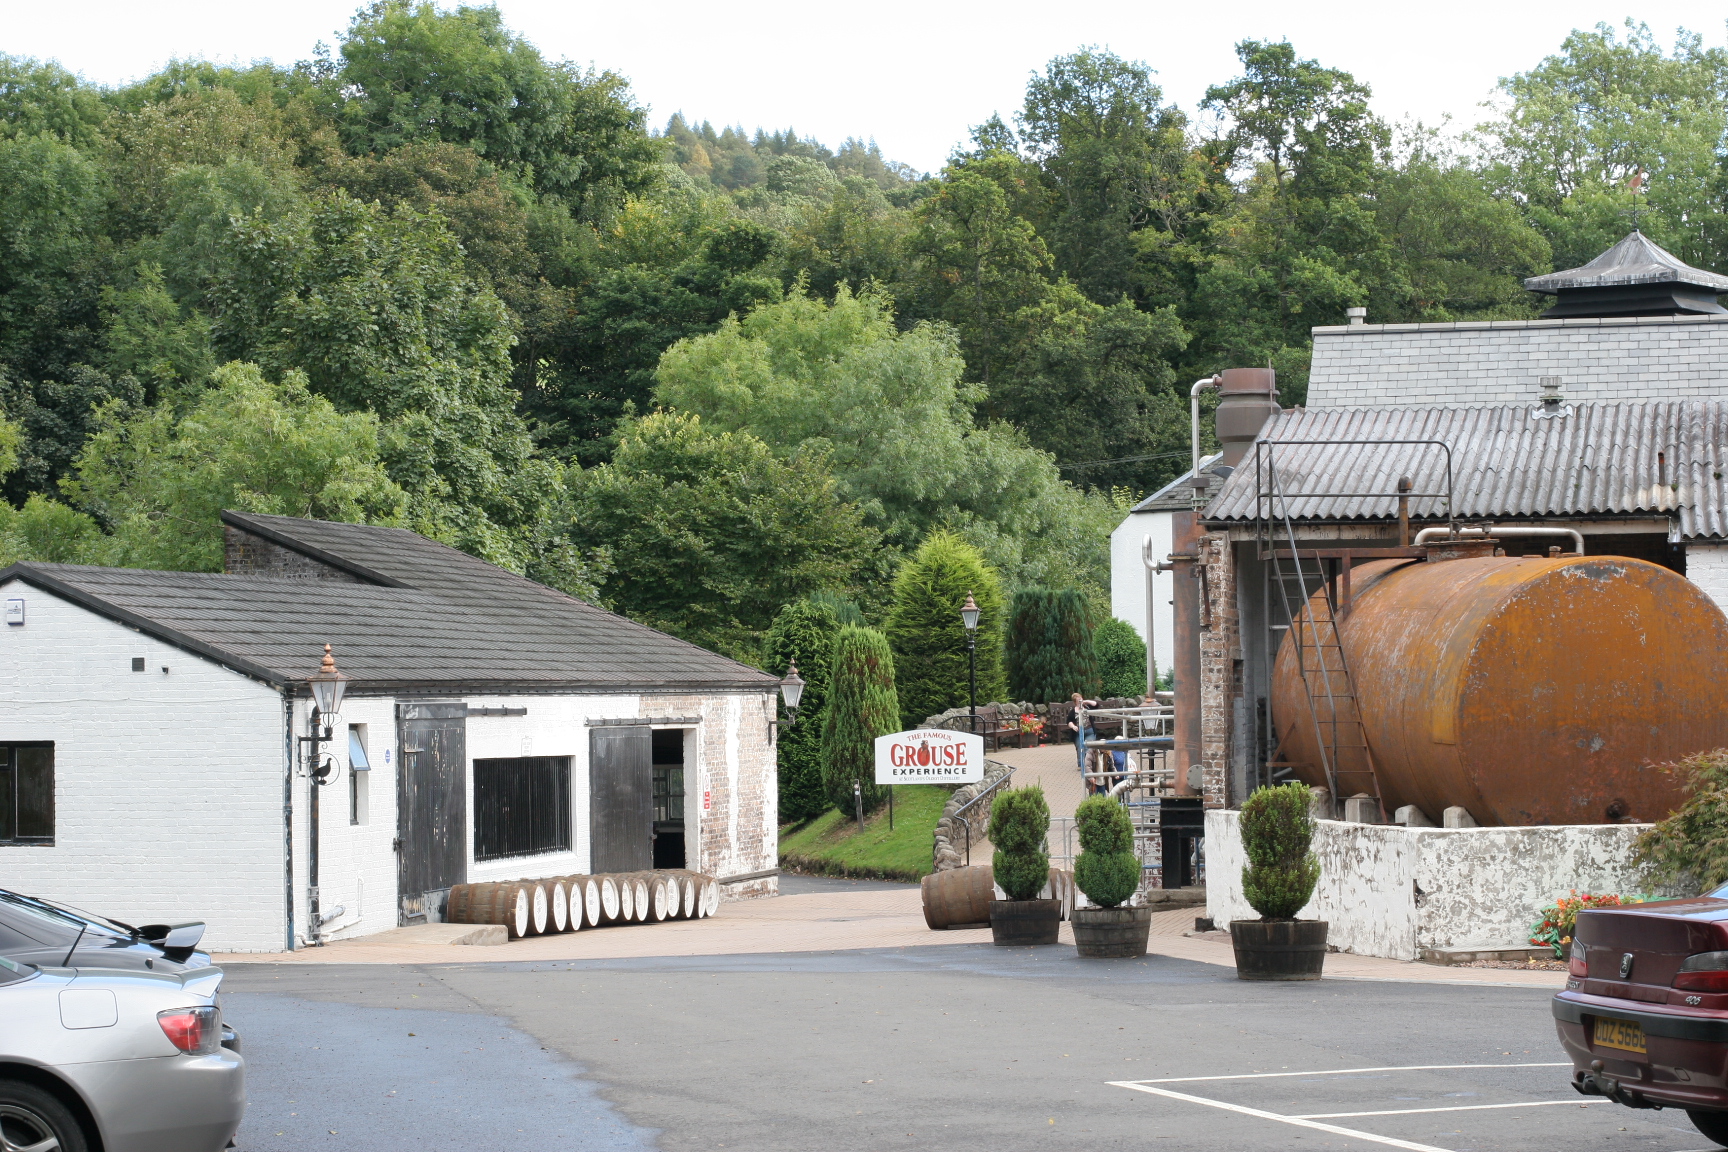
[884,531,1006,727]
[763,598,842,822]
[820,625,899,813]
[1006,588,1100,702]
[1094,616,1147,697]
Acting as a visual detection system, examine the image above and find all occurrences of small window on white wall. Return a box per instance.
[349,725,370,826]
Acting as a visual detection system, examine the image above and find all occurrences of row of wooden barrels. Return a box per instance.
[447,870,719,940]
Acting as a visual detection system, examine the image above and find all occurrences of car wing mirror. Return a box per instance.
[137,921,205,951]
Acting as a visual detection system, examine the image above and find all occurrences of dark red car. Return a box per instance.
[1555,891,1728,1146]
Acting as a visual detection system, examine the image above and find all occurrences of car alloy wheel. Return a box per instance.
[0,1083,87,1152]
[0,1103,61,1152]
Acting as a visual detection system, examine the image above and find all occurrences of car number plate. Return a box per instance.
[1594,1017,1647,1055]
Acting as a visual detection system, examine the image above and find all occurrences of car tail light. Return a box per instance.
[1675,951,1728,993]
[157,1006,220,1054]
[1569,939,1588,978]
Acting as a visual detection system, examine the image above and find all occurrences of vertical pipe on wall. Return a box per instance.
[1170,511,1203,799]
[282,687,296,952]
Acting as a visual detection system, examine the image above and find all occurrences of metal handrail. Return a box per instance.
[954,760,1016,866]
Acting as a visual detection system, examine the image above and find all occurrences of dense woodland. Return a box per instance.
[1,6,1724,664]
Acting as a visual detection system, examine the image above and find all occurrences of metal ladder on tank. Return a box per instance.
[1263,462,1386,819]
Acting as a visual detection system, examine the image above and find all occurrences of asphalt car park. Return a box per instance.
[217,944,1728,1152]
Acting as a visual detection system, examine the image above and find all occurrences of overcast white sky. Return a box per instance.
[2,1,1722,172]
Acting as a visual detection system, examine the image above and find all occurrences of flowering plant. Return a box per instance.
[1528,891,1642,958]
[1017,713,1044,737]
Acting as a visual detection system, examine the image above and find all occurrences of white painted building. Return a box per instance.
[0,512,780,953]
[1107,473,1191,682]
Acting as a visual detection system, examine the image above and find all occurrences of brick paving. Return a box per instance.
[216,885,1566,990]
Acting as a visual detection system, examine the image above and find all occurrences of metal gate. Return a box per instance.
[589,726,652,872]
[396,701,467,925]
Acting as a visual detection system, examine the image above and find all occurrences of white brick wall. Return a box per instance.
[1110,509,1175,679]
[1,579,780,953]
[1687,544,1728,617]
[1308,315,1728,408]
[0,578,288,953]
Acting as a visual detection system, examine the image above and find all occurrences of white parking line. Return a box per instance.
[1137,1062,1569,1084]
[1295,1099,1608,1119]
[1110,1062,1586,1152]
[1109,1081,1458,1152]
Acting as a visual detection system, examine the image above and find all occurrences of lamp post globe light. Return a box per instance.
[961,593,980,737]
[779,658,806,728]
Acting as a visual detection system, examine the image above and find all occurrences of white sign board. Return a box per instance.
[874,729,985,785]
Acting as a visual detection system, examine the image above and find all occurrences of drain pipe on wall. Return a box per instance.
[1413,525,1584,554]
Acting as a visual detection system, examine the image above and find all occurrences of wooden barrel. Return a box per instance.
[449,881,530,939]
[631,875,651,922]
[527,881,550,935]
[652,875,673,921]
[679,876,696,919]
[702,875,719,917]
[577,876,601,927]
[549,878,569,932]
[921,866,995,930]
[560,877,588,929]
[617,875,637,922]
[599,875,621,923]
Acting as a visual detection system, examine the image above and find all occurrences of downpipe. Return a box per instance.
[1189,375,1221,483]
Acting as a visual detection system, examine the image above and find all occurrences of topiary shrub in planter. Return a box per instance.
[1072,796,1152,958]
[988,785,1059,945]
[1230,782,1327,980]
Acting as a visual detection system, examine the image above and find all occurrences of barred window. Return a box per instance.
[473,756,570,861]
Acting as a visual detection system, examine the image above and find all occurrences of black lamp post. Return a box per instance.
[299,644,348,947]
[961,593,981,736]
[778,659,806,733]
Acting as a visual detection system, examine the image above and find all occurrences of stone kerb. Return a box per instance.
[1204,809,1672,961]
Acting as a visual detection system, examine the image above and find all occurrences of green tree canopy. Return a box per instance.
[883,530,1008,726]
[1094,616,1147,697]
[61,361,407,571]
[565,411,876,658]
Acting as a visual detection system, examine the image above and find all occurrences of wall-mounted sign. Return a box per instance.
[4,598,23,626]
[874,729,984,785]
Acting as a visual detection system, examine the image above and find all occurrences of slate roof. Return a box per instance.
[1524,231,1728,293]
[1202,399,1728,540]
[0,513,777,693]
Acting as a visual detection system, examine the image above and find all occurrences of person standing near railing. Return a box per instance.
[1069,693,1102,792]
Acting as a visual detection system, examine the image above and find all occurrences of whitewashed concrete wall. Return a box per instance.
[1307,315,1728,409]
[1687,543,1728,617]
[1206,809,1672,960]
[1109,508,1175,681]
[0,579,288,953]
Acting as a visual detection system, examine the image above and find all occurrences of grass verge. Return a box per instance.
[779,784,951,882]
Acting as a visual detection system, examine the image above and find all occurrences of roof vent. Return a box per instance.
[1345,307,1367,326]
[1523,231,1728,319]
[1532,375,1571,420]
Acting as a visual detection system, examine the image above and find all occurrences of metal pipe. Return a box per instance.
[1413,525,1584,554]
[1190,375,1221,482]
[1142,536,1174,695]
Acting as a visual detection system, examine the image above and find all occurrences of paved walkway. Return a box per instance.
[216,886,1565,989]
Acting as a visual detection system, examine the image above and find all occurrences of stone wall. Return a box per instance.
[931,761,1014,872]
[1205,809,1679,960]
[1306,314,1728,409]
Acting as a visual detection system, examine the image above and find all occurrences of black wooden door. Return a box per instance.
[589,727,652,872]
[397,701,468,925]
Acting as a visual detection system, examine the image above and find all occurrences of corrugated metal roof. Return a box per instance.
[1204,400,1728,540]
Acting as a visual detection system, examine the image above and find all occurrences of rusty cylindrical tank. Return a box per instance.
[1271,552,1728,826]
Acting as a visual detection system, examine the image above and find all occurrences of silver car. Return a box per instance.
[0,955,244,1152]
